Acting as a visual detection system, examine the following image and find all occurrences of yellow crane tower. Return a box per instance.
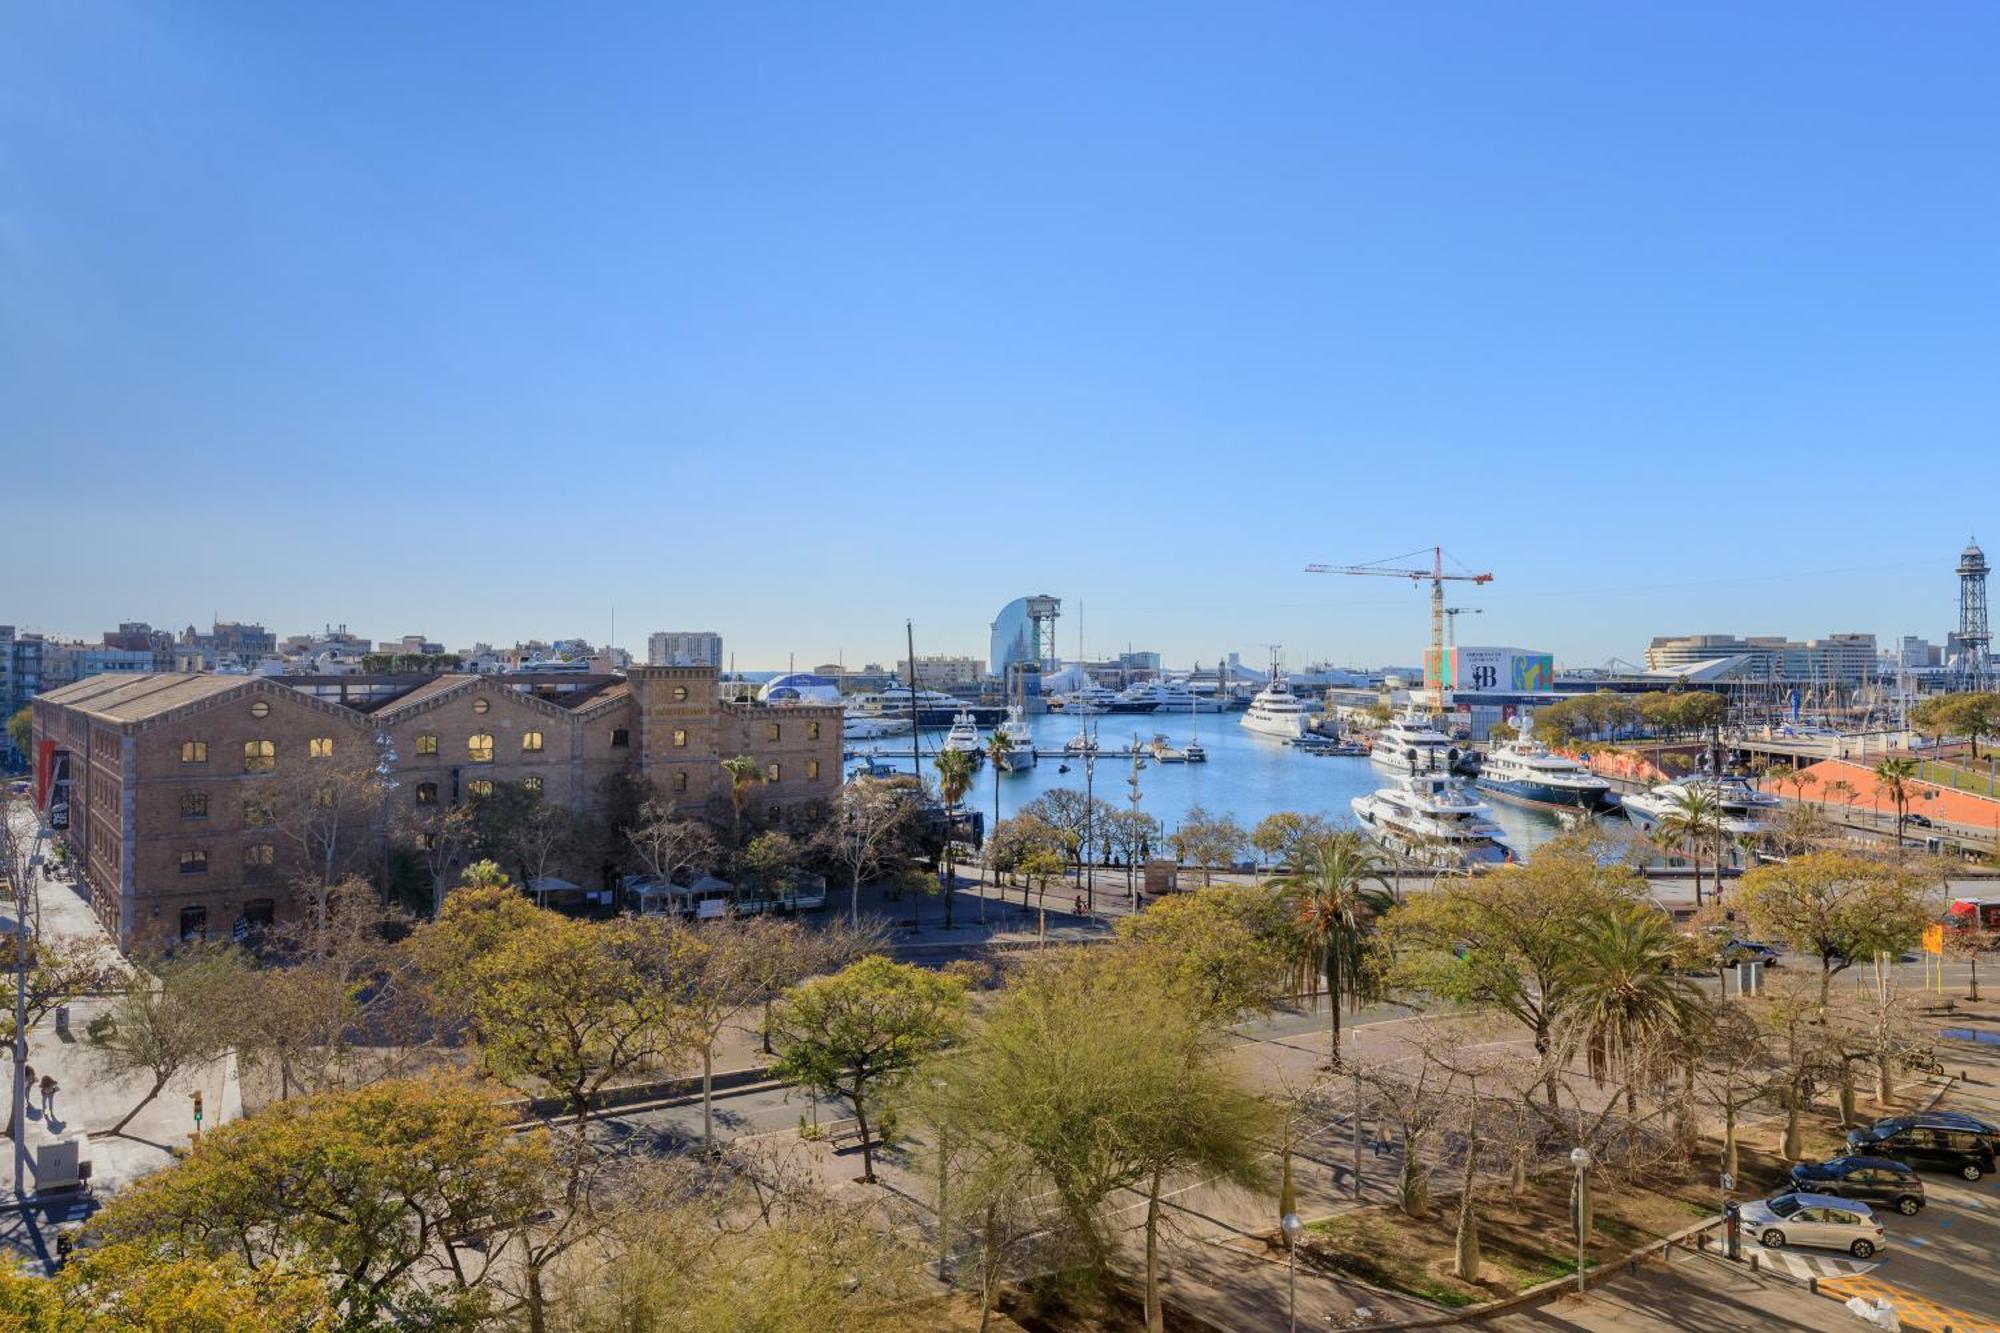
[1304,547,1494,713]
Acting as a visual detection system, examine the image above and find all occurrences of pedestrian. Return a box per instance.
[1073,894,1084,917]
[38,1075,56,1115]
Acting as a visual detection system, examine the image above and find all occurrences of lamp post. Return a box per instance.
[1126,735,1143,911]
[1281,1211,1302,1332]
[1569,1147,1593,1296]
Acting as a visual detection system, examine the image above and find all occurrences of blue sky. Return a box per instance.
[4,3,1995,670]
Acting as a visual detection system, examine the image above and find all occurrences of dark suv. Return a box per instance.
[1847,1115,1999,1181]
[1787,1156,1926,1214]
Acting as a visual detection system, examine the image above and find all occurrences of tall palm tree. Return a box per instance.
[982,730,1013,925]
[933,748,977,932]
[1873,756,1920,859]
[1654,786,1725,906]
[1272,831,1393,1066]
[720,754,764,845]
[1567,904,1708,1111]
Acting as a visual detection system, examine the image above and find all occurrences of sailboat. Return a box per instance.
[1185,661,1209,762]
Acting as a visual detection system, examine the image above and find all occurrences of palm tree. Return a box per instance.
[1567,904,1707,1112]
[1873,756,1920,860]
[981,730,1014,925]
[1824,777,1857,815]
[1272,831,1393,1066]
[720,754,765,845]
[933,748,977,932]
[1654,786,1725,906]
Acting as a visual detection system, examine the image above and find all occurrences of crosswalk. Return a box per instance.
[1752,1244,1881,1282]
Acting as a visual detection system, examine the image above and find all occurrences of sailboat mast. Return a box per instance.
[907,620,921,779]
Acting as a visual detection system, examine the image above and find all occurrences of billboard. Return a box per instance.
[1437,648,1555,695]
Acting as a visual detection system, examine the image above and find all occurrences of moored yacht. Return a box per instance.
[995,705,1037,771]
[1062,730,1100,755]
[843,712,913,741]
[1368,711,1458,774]
[1110,682,1166,713]
[852,685,994,728]
[1475,736,1614,813]
[1241,668,1310,740]
[1351,773,1510,868]
[941,710,985,765]
[1054,684,1117,715]
[1620,774,1782,837]
[1148,733,1188,763]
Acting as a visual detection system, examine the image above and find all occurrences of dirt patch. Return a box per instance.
[999,1277,1226,1332]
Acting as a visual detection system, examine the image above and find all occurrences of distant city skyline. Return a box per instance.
[6,6,1994,668]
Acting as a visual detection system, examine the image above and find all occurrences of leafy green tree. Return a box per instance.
[1734,851,1932,1005]
[769,957,968,1183]
[1113,889,1284,1024]
[0,1241,341,1331]
[984,729,1014,861]
[87,1076,551,1330]
[1250,811,1332,870]
[4,707,30,762]
[1385,833,1644,1105]
[1653,785,1727,906]
[1271,831,1393,1065]
[986,814,1066,906]
[1169,805,1248,887]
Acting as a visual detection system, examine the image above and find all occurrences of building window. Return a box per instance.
[767,763,780,783]
[467,733,494,763]
[243,899,275,928]
[472,697,490,714]
[243,844,275,868]
[415,733,438,755]
[244,799,274,827]
[311,785,335,809]
[179,850,208,875]
[809,720,821,741]
[415,782,438,805]
[610,727,629,748]
[180,792,209,819]
[672,771,688,794]
[309,737,335,758]
[672,686,688,702]
[523,775,543,794]
[468,779,494,798]
[180,741,207,764]
[808,759,821,780]
[179,905,207,941]
[672,729,688,748]
[767,722,781,743]
[522,730,544,752]
[249,701,270,719]
[244,739,276,772]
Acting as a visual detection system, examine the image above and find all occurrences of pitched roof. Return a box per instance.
[34,673,257,724]
[367,675,477,717]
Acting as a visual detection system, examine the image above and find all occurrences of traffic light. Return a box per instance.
[191,1090,203,1125]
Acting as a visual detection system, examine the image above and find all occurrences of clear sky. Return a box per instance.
[4,3,1995,670]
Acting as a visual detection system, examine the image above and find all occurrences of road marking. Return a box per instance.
[1754,1247,1879,1282]
[1817,1274,2000,1333]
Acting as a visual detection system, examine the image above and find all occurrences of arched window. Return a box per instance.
[467,733,494,763]
[521,730,544,752]
[244,739,276,772]
[309,737,334,758]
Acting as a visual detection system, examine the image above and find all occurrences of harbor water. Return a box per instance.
[849,711,1581,857]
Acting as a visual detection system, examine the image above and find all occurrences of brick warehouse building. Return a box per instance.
[30,666,841,951]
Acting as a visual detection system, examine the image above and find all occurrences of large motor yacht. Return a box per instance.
[940,710,985,765]
[1620,774,1782,837]
[1240,669,1310,740]
[995,705,1037,771]
[1109,682,1166,713]
[1052,685,1117,716]
[851,685,994,728]
[1351,773,1510,868]
[1475,736,1614,813]
[843,712,913,741]
[1368,711,1459,774]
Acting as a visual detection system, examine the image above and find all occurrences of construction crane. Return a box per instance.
[1442,607,1482,649]
[1304,547,1494,710]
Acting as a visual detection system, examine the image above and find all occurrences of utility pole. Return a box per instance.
[1127,738,1143,910]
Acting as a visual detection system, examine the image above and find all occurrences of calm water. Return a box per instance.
[848,710,1576,856]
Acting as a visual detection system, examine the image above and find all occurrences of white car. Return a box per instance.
[1741,1192,1887,1259]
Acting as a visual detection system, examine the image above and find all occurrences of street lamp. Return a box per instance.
[1569,1147,1593,1296]
[1281,1212,1303,1332]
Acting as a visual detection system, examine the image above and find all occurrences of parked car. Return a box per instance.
[1907,813,1934,828]
[1786,1156,1925,1214]
[1740,1192,1886,1259]
[1847,1115,1999,1181]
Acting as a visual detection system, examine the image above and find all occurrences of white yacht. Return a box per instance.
[843,712,913,741]
[995,705,1037,771]
[1062,730,1100,756]
[1620,774,1782,838]
[1054,684,1117,716]
[1148,734,1188,763]
[1241,669,1311,740]
[941,710,985,765]
[1368,711,1458,774]
[1351,773,1510,868]
[851,685,967,727]
[1110,682,1167,713]
[1475,736,1614,813]
[1155,679,1223,713]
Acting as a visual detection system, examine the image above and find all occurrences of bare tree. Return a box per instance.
[408,801,477,918]
[264,746,384,900]
[817,779,920,928]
